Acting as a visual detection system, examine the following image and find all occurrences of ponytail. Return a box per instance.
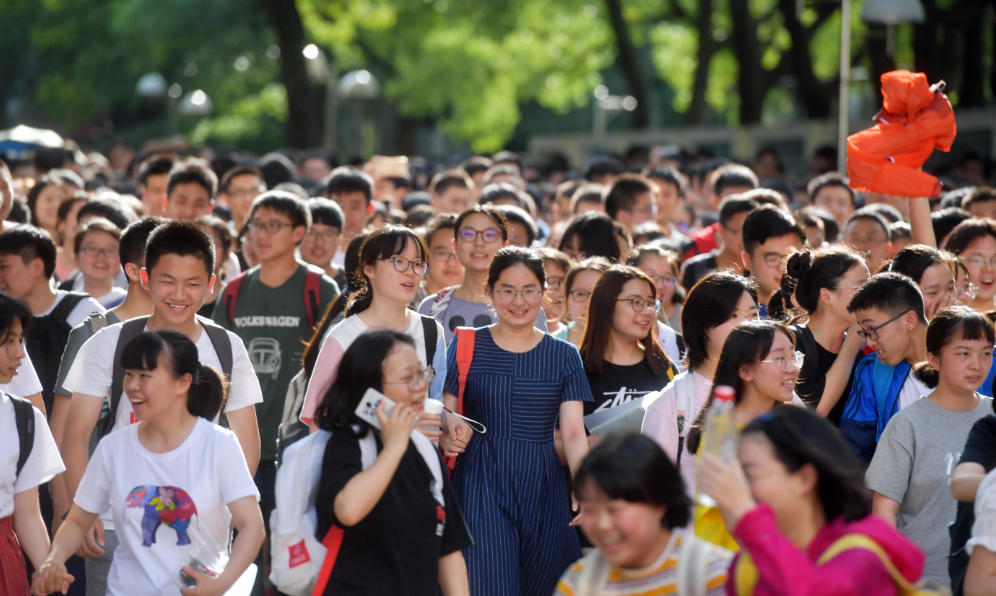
[911,361,939,389]
[188,363,228,420]
[767,250,810,322]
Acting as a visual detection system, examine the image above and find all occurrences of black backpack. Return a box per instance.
[91,315,235,449]
[26,292,90,416]
[10,394,35,478]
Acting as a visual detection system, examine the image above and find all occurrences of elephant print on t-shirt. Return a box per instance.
[125,485,198,547]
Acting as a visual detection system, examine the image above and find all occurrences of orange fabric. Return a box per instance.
[447,327,476,472]
[846,70,956,198]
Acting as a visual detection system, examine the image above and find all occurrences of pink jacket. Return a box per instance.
[727,505,924,596]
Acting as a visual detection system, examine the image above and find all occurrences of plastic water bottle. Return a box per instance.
[696,385,739,508]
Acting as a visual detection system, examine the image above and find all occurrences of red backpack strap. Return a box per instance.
[311,526,345,596]
[448,327,476,472]
[303,269,322,329]
[222,272,249,324]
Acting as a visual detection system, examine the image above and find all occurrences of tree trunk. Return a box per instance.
[958,0,987,107]
[686,0,715,125]
[728,0,764,124]
[776,0,832,118]
[604,0,651,128]
[257,0,323,148]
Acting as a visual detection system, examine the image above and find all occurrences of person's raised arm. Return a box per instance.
[815,331,865,417]
[13,487,50,569]
[180,495,264,596]
[953,462,988,502]
[225,406,260,477]
[438,551,470,596]
[908,196,937,248]
[872,492,900,528]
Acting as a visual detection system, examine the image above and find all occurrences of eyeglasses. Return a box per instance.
[458,227,500,243]
[379,257,428,275]
[960,256,996,269]
[845,234,888,246]
[383,366,435,391]
[495,287,542,302]
[856,311,909,341]
[959,283,980,299]
[759,351,805,373]
[617,297,661,313]
[429,249,458,262]
[546,275,564,290]
[761,254,785,268]
[228,186,266,198]
[833,285,865,291]
[248,220,296,234]
[79,246,118,258]
[306,230,340,242]
[569,290,592,303]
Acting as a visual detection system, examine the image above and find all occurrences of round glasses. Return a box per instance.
[459,228,500,243]
[383,366,435,391]
[495,288,542,302]
[379,257,428,275]
[617,297,661,313]
[760,351,805,373]
[568,290,592,303]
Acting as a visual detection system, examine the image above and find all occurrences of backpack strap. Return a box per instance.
[446,327,476,472]
[85,312,109,336]
[420,315,438,369]
[311,526,345,596]
[303,269,322,329]
[223,271,249,324]
[197,317,234,379]
[51,292,89,323]
[108,316,152,431]
[676,534,713,596]
[11,395,34,479]
[816,534,917,593]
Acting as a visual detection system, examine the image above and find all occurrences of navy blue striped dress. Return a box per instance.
[445,327,593,596]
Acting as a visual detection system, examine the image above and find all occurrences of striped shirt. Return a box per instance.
[554,533,731,596]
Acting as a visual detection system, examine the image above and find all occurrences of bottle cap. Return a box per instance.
[713,385,735,402]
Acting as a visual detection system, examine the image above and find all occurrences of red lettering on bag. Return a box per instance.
[436,505,446,523]
[288,540,311,568]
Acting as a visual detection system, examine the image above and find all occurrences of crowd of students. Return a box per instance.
[1,142,996,596]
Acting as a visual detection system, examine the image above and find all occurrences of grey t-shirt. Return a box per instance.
[418,292,547,344]
[55,311,122,398]
[866,394,994,586]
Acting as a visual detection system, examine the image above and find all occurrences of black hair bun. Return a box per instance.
[785,251,812,280]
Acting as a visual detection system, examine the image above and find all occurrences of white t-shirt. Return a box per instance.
[0,351,43,398]
[898,369,932,411]
[72,268,128,291]
[94,286,128,308]
[39,290,106,328]
[0,393,65,517]
[74,419,259,596]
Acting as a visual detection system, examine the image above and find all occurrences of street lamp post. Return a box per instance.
[303,44,338,149]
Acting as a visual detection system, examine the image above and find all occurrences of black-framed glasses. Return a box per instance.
[383,366,435,391]
[569,290,592,303]
[379,256,428,275]
[856,311,908,341]
[759,351,804,373]
[458,227,500,243]
[79,246,118,258]
[429,249,458,262]
[617,297,661,313]
[305,229,340,242]
[495,287,542,302]
[248,220,296,234]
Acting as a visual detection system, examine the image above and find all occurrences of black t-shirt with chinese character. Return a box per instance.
[316,427,474,596]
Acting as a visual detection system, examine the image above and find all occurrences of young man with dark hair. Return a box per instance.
[76,197,137,231]
[642,165,688,245]
[460,156,493,190]
[375,173,411,207]
[961,187,996,220]
[219,165,266,234]
[570,184,605,215]
[681,164,760,261]
[300,197,345,286]
[60,220,262,594]
[478,183,527,210]
[840,272,929,466]
[583,156,624,185]
[299,150,334,183]
[808,172,855,227]
[603,174,657,231]
[429,169,474,214]
[931,207,971,248]
[165,158,218,221]
[212,191,338,590]
[137,153,177,217]
[482,164,524,190]
[740,205,806,317]
[842,208,893,274]
[495,205,538,247]
[681,195,757,290]
[492,149,523,174]
[326,167,374,267]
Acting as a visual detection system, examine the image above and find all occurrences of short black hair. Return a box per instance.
[220,165,264,194]
[718,195,758,228]
[0,292,31,343]
[459,156,492,179]
[574,433,691,530]
[803,206,839,243]
[424,213,457,244]
[120,218,164,268]
[941,187,974,210]
[932,207,971,243]
[167,158,218,199]
[863,202,903,224]
[604,174,654,220]
[962,187,996,210]
[307,198,344,231]
[138,154,178,188]
[478,183,525,209]
[196,215,233,257]
[558,211,621,262]
[807,172,855,206]
[429,169,473,196]
[494,205,538,246]
[889,221,911,241]
[249,190,311,231]
[144,220,216,275]
[742,205,806,255]
[0,225,58,279]
[492,150,523,173]
[570,184,604,214]
[713,164,759,197]
[843,208,892,242]
[888,244,948,286]
[77,198,136,230]
[49,168,84,190]
[583,156,624,182]
[848,272,926,323]
[258,152,296,189]
[641,165,685,197]
[326,167,373,204]
[942,217,996,255]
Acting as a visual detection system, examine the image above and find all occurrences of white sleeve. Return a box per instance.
[223,331,264,412]
[63,326,117,398]
[216,429,260,504]
[1,351,43,397]
[73,439,112,515]
[657,322,682,366]
[67,297,107,328]
[12,408,65,494]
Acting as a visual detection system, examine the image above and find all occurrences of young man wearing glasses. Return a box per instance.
[300,198,346,289]
[740,204,806,318]
[212,191,339,588]
[839,273,930,466]
[604,174,658,232]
